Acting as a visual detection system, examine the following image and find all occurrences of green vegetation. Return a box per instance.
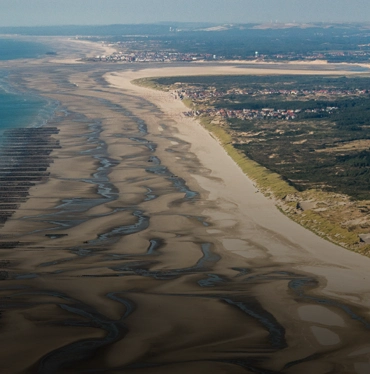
[131,78,167,90]
[154,74,370,90]
[198,115,368,252]
[200,117,296,198]
[152,75,370,200]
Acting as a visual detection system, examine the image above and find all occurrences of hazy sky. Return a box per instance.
[1,0,370,27]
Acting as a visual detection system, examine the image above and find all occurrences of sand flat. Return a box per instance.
[0,39,369,373]
[106,66,370,304]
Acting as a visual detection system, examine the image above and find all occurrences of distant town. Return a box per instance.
[87,49,370,64]
[88,50,223,63]
[76,22,370,66]
[86,42,370,64]
[86,43,370,64]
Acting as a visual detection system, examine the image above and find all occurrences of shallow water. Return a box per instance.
[0,38,49,61]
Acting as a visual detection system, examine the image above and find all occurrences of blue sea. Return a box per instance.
[0,38,49,61]
[0,38,55,138]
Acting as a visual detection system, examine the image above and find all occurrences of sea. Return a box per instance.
[0,38,56,140]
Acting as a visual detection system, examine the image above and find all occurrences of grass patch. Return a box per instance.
[132,77,168,91]
[200,116,296,199]
[182,98,193,109]
[199,113,365,252]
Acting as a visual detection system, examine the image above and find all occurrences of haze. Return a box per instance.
[1,0,370,27]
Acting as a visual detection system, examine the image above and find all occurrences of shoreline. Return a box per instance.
[1,39,370,372]
[0,74,57,139]
[105,66,370,306]
[106,65,370,251]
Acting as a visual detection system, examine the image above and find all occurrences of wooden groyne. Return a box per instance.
[0,127,60,232]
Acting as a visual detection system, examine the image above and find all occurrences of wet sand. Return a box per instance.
[0,41,370,373]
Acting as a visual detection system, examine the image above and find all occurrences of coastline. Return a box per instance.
[106,65,370,252]
[1,39,370,372]
[105,67,370,307]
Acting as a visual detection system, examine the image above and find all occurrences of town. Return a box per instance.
[183,106,339,121]
[88,50,223,63]
[88,49,370,64]
[175,87,369,100]
[173,86,363,121]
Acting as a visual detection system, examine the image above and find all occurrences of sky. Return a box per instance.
[1,0,370,27]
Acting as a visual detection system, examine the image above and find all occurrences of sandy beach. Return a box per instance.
[0,40,370,373]
[106,66,370,299]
